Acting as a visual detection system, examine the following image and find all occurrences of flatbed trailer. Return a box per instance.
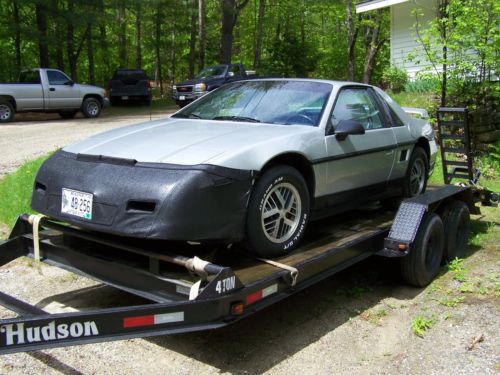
[0,184,479,355]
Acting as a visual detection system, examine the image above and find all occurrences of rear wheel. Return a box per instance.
[0,100,14,123]
[82,97,102,118]
[403,146,429,197]
[246,166,310,258]
[439,200,470,262]
[401,213,444,287]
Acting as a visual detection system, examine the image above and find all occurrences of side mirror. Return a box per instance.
[64,80,75,86]
[334,119,365,141]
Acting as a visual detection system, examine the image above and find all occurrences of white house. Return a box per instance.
[356,0,440,78]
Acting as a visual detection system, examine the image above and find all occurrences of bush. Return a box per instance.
[405,72,440,94]
[382,66,408,93]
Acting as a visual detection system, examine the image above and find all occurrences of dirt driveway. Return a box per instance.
[0,113,498,374]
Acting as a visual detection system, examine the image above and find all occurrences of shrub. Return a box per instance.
[382,66,408,93]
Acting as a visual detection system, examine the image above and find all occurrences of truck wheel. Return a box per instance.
[0,100,14,123]
[439,200,470,262]
[82,97,102,118]
[401,213,444,287]
[59,110,78,119]
[403,146,429,197]
[246,165,310,258]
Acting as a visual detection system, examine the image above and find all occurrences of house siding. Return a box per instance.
[391,0,440,77]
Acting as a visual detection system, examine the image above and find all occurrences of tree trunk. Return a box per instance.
[170,12,177,84]
[53,0,65,71]
[362,10,383,84]
[35,2,49,68]
[219,0,250,64]
[155,4,163,96]
[117,0,127,67]
[188,0,197,78]
[198,0,205,69]
[135,3,142,69]
[98,0,110,71]
[438,0,448,107]
[13,1,21,70]
[67,0,76,79]
[253,0,264,70]
[346,0,357,81]
[87,23,95,84]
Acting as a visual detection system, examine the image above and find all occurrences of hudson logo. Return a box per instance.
[0,321,99,345]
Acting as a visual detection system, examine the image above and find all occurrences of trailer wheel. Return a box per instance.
[0,100,14,123]
[246,165,310,258]
[440,200,470,262]
[401,213,444,287]
[82,97,102,118]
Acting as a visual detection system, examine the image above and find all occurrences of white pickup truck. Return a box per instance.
[0,68,109,123]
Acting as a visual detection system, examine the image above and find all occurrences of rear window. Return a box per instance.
[19,70,41,84]
[113,70,148,80]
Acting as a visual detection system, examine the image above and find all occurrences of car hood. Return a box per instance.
[63,118,315,166]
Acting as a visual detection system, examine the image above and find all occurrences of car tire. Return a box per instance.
[58,110,78,119]
[439,200,470,262]
[403,146,429,197]
[0,100,15,123]
[82,97,102,118]
[400,213,444,287]
[246,165,310,258]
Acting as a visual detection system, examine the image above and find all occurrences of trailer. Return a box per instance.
[0,183,480,355]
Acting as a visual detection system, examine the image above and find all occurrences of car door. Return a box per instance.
[324,86,397,198]
[46,70,81,109]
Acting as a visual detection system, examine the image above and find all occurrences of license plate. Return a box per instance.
[61,188,93,220]
[179,95,185,101]
[122,96,129,100]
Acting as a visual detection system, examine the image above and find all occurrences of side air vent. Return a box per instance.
[126,200,156,213]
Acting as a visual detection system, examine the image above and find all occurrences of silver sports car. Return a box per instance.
[31,79,437,257]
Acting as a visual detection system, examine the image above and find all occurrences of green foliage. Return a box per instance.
[404,73,440,94]
[381,66,408,93]
[0,154,49,228]
[411,315,436,337]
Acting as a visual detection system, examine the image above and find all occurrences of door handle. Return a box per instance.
[49,88,55,91]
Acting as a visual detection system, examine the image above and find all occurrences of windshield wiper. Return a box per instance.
[212,115,260,123]
[172,113,201,119]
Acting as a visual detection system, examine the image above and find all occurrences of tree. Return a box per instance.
[361,9,386,84]
[35,1,49,67]
[135,2,142,69]
[253,0,265,70]
[198,0,205,69]
[346,0,359,81]
[220,0,250,64]
[188,0,197,78]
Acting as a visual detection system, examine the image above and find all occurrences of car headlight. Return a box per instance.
[172,85,177,91]
[194,83,207,92]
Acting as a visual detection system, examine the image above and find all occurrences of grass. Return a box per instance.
[103,97,177,117]
[411,315,436,338]
[0,154,49,228]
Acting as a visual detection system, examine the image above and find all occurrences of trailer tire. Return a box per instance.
[401,213,444,287]
[0,100,14,123]
[440,200,470,262]
[246,165,310,258]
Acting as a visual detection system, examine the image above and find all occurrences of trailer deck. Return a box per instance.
[0,185,478,354]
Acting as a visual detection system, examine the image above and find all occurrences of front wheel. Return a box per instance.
[246,166,310,258]
[0,100,14,123]
[81,97,102,118]
[403,146,429,197]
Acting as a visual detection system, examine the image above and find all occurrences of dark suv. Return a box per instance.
[108,69,151,105]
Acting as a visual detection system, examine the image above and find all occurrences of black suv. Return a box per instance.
[108,69,151,105]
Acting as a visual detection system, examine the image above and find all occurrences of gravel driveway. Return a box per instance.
[0,111,172,178]
[0,113,498,374]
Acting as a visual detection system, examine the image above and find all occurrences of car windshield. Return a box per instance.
[195,65,227,79]
[172,80,332,127]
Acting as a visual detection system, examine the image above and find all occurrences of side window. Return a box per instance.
[387,105,405,126]
[330,88,383,131]
[47,70,71,85]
